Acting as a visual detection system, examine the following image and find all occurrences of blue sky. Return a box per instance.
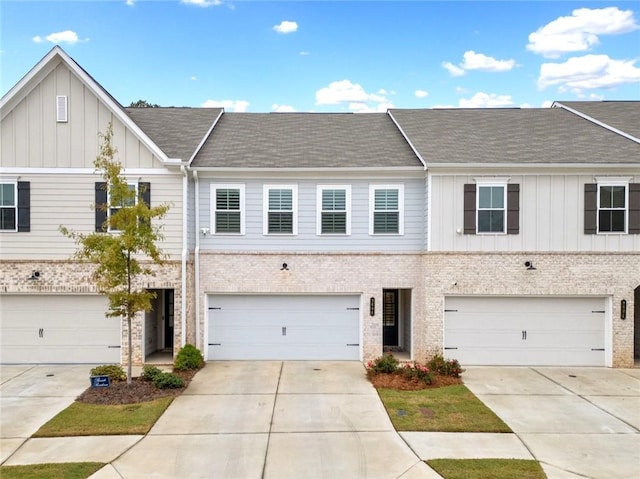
[2,1,639,111]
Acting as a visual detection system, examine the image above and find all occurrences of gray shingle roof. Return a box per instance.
[191,113,422,168]
[555,101,640,140]
[389,107,640,166]
[126,107,222,161]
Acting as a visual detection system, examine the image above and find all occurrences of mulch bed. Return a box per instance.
[76,369,198,405]
[368,371,462,391]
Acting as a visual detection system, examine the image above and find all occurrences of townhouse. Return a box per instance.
[1,47,638,367]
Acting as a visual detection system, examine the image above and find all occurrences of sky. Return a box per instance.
[1,1,639,112]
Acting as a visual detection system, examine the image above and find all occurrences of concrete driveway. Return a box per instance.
[462,367,640,479]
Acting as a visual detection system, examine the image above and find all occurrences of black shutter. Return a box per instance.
[584,183,597,235]
[95,182,107,232]
[629,183,640,234]
[507,184,520,235]
[17,181,30,232]
[463,184,476,234]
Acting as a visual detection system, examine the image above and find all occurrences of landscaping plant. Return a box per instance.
[427,353,463,378]
[174,343,204,371]
[90,365,126,382]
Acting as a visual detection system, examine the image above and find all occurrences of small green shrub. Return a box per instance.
[90,364,126,382]
[401,362,433,384]
[153,372,184,389]
[141,365,163,382]
[367,353,399,374]
[174,344,204,371]
[427,354,463,378]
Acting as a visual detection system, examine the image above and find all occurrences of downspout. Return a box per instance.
[193,169,201,354]
[180,165,188,347]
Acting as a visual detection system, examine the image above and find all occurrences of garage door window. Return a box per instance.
[264,185,297,235]
[213,184,244,234]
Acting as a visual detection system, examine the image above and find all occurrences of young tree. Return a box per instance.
[61,124,171,384]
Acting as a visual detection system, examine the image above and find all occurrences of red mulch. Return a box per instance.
[76,369,198,405]
[367,371,462,391]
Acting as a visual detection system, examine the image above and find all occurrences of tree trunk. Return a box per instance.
[127,315,132,385]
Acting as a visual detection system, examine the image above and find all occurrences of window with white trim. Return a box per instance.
[264,185,297,235]
[598,182,627,233]
[370,185,404,235]
[212,184,244,234]
[477,184,506,233]
[107,183,137,232]
[0,182,17,231]
[318,186,350,235]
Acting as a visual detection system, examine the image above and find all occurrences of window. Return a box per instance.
[598,182,627,233]
[95,181,150,232]
[0,181,30,232]
[585,179,640,235]
[370,185,403,235]
[318,186,350,235]
[108,183,137,231]
[264,185,297,235]
[477,185,506,233]
[463,180,519,235]
[213,184,244,234]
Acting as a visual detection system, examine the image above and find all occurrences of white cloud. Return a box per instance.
[273,21,298,34]
[271,104,296,112]
[414,90,429,98]
[541,101,554,108]
[537,54,640,91]
[201,99,249,112]
[443,51,515,76]
[190,76,198,81]
[461,51,516,72]
[125,0,135,6]
[458,92,515,108]
[181,0,222,7]
[315,80,393,112]
[32,30,85,45]
[442,61,466,77]
[527,7,638,58]
[299,51,310,56]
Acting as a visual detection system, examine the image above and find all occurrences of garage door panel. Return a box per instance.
[444,296,606,366]
[208,295,360,360]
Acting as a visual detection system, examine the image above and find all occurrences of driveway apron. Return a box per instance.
[108,361,441,479]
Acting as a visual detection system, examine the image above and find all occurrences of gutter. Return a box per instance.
[180,165,188,347]
[193,169,201,355]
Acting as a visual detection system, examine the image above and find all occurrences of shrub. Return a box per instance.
[90,364,126,382]
[427,354,463,378]
[141,365,163,382]
[153,372,184,389]
[401,362,433,384]
[174,344,204,371]
[366,353,399,374]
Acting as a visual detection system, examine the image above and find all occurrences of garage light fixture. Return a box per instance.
[280,263,289,271]
[524,261,536,270]
[28,271,41,280]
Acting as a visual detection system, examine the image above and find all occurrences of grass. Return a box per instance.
[377,384,511,432]
[33,397,174,437]
[0,462,104,479]
[427,459,547,479]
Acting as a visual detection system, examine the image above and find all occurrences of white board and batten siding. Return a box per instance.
[206,294,361,360]
[430,174,640,252]
[0,295,121,364]
[444,296,609,366]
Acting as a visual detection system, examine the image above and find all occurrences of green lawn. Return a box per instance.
[0,462,104,479]
[377,384,511,432]
[428,459,547,479]
[34,397,174,437]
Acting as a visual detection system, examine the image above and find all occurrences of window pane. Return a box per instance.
[478,187,492,208]
[375,189,398,210]
[0,208,16,230]
[0,184,15,206]
[216,212,241,233]
[478,210,491,232]
[322,189,345,211]
[611,186,626,208]
[374,212,399,233]
[322,212,346,234]
[479,186,504,208]
[268,212,293,233]
[611,210,625,231]
[216,189,240,210]
[478,210,504,233]
[269,189,292,210]
[599,186,612,208]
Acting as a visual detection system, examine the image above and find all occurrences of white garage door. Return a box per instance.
[0,295,121,364]
[444,296,606,366]
[207,295,360,360]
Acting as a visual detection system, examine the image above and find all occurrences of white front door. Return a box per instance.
[207,294,360,360]
[444,296,606,366]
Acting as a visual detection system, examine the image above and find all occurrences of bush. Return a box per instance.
[367,353,399,374]
[401,362,433,384]
[90,364,126,382]
[174,344,204,371]
[141,365,163,382]
[153,372,184,389]
[427,354,463,378]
